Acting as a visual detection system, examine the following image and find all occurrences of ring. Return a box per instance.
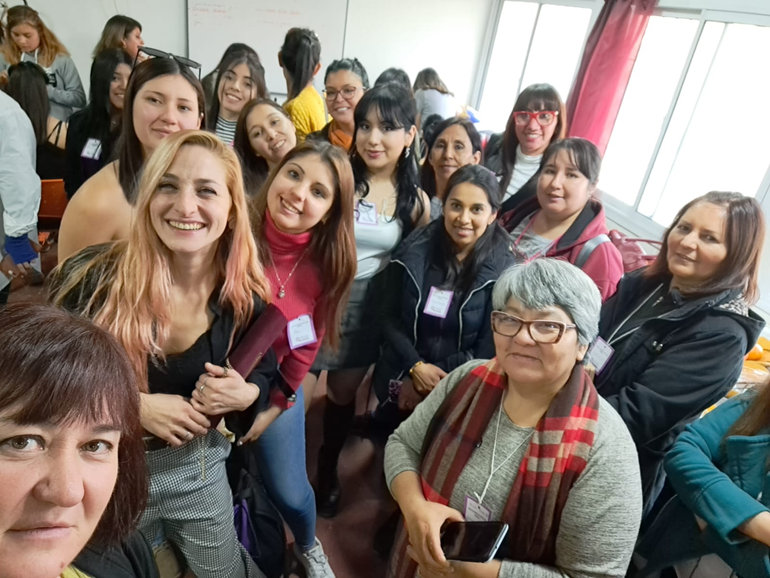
[199,383,207,394]
[222,366,229,378]
[185,430,192,440]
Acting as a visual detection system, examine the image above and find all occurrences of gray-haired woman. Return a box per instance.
[384,259,642,578]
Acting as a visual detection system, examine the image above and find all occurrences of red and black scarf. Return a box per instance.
[387,358,600,578]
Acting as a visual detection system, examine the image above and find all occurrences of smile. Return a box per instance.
[270,139,286,151]
[674,253,695,262]
[366,150,384,158]
[280,198,302,215]
[225,93,241,102]
[168,220,204,231]
[334,106,350,112]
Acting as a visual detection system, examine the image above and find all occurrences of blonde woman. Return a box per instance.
[49,130,275,578]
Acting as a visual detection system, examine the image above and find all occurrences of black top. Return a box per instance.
[37,142,66,180]
[64,108,118,198]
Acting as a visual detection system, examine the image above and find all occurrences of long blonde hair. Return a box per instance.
[50,131,271,391]
[3,6,69,67]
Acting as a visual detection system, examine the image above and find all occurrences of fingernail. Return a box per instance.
[237,440,243,446]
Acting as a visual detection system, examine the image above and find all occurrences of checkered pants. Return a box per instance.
[140,429,265,578]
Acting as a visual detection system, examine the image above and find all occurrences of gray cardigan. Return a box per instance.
[385,359,643,578]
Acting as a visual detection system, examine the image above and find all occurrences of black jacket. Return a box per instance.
[482,132,539,213]
[72,532,159,578]
[594,268,765,514]
[307,122,331,143]
[64,108,118,198]
[372,220,515,401]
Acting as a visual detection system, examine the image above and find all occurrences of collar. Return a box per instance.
[264,209,313,255]
[515,144,542,166]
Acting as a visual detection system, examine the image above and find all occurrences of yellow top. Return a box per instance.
[61,567,92,578]
[283,85,328,142]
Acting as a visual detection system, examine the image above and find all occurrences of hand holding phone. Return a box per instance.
[440,521,509,563]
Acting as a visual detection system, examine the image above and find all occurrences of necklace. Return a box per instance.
[272,247,310,298]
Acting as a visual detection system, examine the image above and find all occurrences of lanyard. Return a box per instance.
[513,211,558,263]
[474,393,534,506]
[605,283,665,345]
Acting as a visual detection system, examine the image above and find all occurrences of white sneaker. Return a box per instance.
[294,537,335,578]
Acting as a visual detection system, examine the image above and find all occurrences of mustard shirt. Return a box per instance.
[283,85,328,142]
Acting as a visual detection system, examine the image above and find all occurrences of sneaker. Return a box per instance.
[294,537,335,578]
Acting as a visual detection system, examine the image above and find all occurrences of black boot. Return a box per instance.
[315,398,355,518]
[315,444,341,518]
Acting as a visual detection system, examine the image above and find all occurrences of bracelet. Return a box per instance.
[409,361,424,379]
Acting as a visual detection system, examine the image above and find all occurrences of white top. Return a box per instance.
[354,200,403,280]
[504,145,541,202]
[415,88,457,122]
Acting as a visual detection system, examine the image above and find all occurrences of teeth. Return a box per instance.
[281,199,301,215]
[169,221,203,231]
[271,140,286,151]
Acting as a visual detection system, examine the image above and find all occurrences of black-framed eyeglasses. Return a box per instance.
[324,86,362,102]
[135,47,202,79]
[491,311,576,344]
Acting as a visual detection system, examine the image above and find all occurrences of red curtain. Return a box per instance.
[566,0,655,155]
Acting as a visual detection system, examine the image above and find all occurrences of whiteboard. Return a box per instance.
[188,0,349,99]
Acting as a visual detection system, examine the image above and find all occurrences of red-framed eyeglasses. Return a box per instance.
[512,110,559,127]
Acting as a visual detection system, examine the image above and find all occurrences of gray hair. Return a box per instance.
[492,259,601,346]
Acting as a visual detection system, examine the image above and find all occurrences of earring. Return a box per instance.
[404,147,410,159]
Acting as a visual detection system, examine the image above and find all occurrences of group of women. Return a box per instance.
[1,6,770,578]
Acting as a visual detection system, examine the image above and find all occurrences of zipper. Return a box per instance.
[457,279,496,351]
[391,259,421,345]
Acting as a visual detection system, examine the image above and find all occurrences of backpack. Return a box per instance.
[575,230,662,273]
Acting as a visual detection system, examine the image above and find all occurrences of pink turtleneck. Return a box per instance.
[264,210,325,409]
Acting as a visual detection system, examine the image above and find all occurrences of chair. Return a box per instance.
[38,179,68,230]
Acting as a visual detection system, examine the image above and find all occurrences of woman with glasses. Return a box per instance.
[58,56,204,261]
[308,58,369,150]
[484,83,566,214]
[384,258,642,578]
[279,28,325,141]
[500,138,623,301]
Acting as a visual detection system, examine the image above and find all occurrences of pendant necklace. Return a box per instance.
[273,247,310,298]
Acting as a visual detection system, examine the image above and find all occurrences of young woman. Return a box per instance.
[92,15,144,59]
[65,48,133,197]
[207,48,267,146]
[373,164,514,427]
[0,5,85,120]
[58,56,204,261]
[412,67,457,128]
[201,43,259,108]
[500,137,623,301]
[483,83,566,213]
[234,98,297,196]
[595,192,765,516]
[279,27,326,141]
[49,130,276,578]
[314,82,430,518]
[5,61,66,179]
[242,140,357,578]
[309,58,369,150]
[421,116,482,220]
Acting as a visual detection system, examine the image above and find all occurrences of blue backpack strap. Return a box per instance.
[574,234,611,270]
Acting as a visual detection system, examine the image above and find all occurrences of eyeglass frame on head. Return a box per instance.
[324,85,362,102]
[512,110,558,127]
[490,310,576,344]
[134,46,202,80]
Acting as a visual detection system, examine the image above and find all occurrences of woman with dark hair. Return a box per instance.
[412,67,457,129]
[64,48,133,197]
[421,117,482,220]
[201,43,259,105]
[314,82,430,517]
[372,164,514,429]
[309,57,369,149]
[374,68,412,93]
[279,28,325,141]
[92,15,144,59]
[234,98,297,196]
[484,83,567,213]
[58,56,204,261]
[500,137,623,301]
[0,303,151,578]
[207,49,267,145]
[595,191,765,517]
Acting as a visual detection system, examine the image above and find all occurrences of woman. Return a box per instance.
[92,15,144,60]
[375,68,412,93]
[0,5,85,120]
[421,117,482,220]
[5,61,66,179]
[234,98,298,197]
[242,140,357,578]
[635,383,770,577]
[58,56,204,261]
[201,43,259,108]
[65,48,133,197]
[49,130,276,578]
[483,83,566,213]
[0,303,151,578]
[500,138,623,301]
[385,258,642,578]
[279,28,325,141]
[595,191,765,517]
[373,164,514,428]
[413,67,457,129]
[309,57,369,149]
[207,49,267,145]
[314,82,430,518]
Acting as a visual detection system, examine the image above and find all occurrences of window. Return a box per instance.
[477,1,593,132]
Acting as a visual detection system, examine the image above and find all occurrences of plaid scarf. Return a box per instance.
[387,358,600,578]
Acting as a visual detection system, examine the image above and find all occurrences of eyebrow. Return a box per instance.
[286,162,305,175]
[194,178,223,188]
[0,419,121,433]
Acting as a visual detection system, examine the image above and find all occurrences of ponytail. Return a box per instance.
[280,28,321,100]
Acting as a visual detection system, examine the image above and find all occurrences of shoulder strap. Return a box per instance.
[574,234,611,270]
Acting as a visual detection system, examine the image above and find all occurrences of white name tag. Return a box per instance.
[423,287,453,318]
[464,495,492,522]
[356,201,378,226]
[587,337,614,374]
[287,315,318,350]
[81,138,102,160]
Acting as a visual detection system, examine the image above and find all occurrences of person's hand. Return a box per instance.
[412,363,447,395]
[416,559,502,578]
[191,362,260,415]
[238,405,283,445]
[398,377,424,412]
[402,500,464,574]
[140,393,210,446]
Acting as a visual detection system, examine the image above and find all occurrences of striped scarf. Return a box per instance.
[387,358,600,578]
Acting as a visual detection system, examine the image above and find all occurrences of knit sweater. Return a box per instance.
[263,210,325,408]
[283,85,327,142]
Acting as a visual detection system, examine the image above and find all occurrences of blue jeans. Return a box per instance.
[253,386,316,551]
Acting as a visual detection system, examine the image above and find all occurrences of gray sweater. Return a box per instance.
[385,360,643,578]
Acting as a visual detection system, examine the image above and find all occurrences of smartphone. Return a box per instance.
[440,521,509,563]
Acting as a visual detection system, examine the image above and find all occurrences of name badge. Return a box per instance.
[356,201,378,226]
[423,287,453,318]
[587,337,614,374]
[81,138,102,160]
[464,495,492,522]
[287,315,318,350]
